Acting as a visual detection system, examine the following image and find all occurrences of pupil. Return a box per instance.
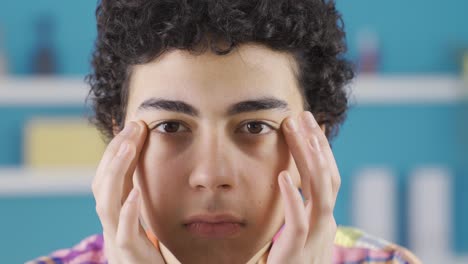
[164,122,179,133]
[247,122,263,134]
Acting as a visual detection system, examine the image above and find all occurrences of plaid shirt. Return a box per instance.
[26,226,421,264]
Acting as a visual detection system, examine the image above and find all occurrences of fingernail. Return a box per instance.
[120,122,137,136]
[284,118,298,132]
[282,172,294,186]
[127,188,139,202]
[302,111,318,128]
[117,142,129,156]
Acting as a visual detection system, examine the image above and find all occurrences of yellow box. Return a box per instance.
[24,117,107,168]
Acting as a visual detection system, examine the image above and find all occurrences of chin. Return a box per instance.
[161,230,264,264]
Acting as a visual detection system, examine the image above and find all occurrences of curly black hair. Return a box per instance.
[86,0,354,143]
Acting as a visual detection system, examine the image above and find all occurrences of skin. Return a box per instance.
[92,44,340,263]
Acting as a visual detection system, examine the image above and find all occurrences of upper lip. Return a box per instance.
[183,213,245,225]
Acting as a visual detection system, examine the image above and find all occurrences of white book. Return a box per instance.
[352,167,397,243]
[408,166,452,263]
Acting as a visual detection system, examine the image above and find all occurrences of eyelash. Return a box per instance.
[152,120,275,135]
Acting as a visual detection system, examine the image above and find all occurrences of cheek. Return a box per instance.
[240,132,291,177]
[240,132,290,210]
[136,134,190,210]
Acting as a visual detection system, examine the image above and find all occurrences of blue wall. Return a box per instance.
[333,103,468,252]
[0,196,101,263]
[0,0,96,75]
[1,103,467,263]
[0,0,467,75]
[337,0,468,73]
[0,106,88,165]
[1,0,468,263]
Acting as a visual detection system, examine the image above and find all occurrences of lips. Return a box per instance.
[183,214,246,238]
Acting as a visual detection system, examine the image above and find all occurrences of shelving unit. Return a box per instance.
[0,167,94,196]
[0,75,466,196]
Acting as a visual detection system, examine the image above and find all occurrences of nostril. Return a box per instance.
[219,184,231,190]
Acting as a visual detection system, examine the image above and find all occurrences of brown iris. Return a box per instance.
[162,122,180,133]
[246,122,264,134]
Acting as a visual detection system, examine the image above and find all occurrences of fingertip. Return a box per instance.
[282,117,298,133]
[136,120,148,132]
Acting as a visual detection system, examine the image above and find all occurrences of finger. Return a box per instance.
[116,188,141,248]
[300,114,333,210]
[95,121,139,178]
[302,114,341,207]
[278,171,308,245]
[282,113,334,210]
[298,112,335,222]
[118,121,149,204]
[115,187,166,263]
[95,136,136,234]
[93,121,148,234]
[318,138,341,208]
[268,171,308,262]
[282,116,313,202]
[92,121,138,196]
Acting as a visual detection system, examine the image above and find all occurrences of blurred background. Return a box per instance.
[0,0,467,263]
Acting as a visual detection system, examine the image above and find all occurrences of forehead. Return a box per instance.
[126,44,304,114]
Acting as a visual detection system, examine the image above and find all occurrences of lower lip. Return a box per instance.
[185,222,243,238]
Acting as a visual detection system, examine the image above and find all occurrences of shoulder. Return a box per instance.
[25,234,107,264]
[333,226,421,264]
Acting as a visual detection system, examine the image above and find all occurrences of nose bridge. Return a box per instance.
[189,127,235,190]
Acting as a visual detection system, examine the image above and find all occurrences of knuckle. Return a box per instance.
[95,203,114,220]
[91,182,97,193]
[331,218,337,231]
[95,203,106,217]
[328,215,337,226]
[319,137,329,149]
[334,175,342,190]
[292,220,308,237]
[310,136,321,152]
[126,142,136,155]
[304,160,315,174]
[318,202,334,216]
[316,155,328,170]
[91,179,100,194]
[118,140,136,157]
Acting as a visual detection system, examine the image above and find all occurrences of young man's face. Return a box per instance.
[124,44,307,263]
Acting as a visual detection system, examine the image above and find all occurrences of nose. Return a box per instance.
[188,131,236,191]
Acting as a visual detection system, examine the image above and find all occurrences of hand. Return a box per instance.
[92,121,165,264]
[267,111,340,264]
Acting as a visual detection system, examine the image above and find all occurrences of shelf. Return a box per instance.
[349,74,468,104]
[0,75,467,106]
[0,77,89,106]
[0,167,94,196]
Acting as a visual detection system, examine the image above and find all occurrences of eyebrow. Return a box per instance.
[137,97,289,117]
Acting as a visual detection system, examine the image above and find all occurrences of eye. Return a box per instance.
[238,121,274,135]
[153,121,190,134]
